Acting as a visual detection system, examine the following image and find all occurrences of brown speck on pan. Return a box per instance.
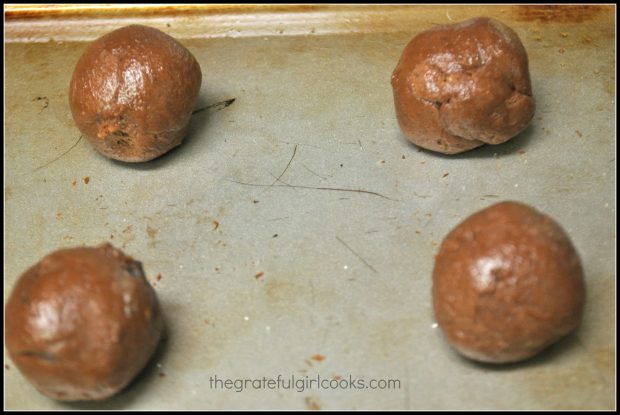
[156,273,162,282]
[518,150,526,155]
[332,374,342,381]
[311,354,326,362]
[110,234,114,239]
[305,396,321,411]
[204,319,211,325]
[255,271,264,280]
[214,267,220,272]
[56,212,62,219]
[71,180,77,186]
[442,172,449,178]
[158,372,166,378]
[4,364,9,370]
[576,130,583,138]
[559,47,566,53]
[401,155,406,159]
[253,200,259,204]
[415,230,421,234]
[212,220,220,231]
[83,176,90,184]
[273,234,278,238]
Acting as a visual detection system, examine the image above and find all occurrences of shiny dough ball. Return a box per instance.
[432,201,585,363]
[5,244,163,401]
[391,17,536,154]
[69,25,202,162]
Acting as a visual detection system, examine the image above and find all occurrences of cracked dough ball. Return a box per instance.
[432,201,585,363]
[69,25,202,162]
[5,244,163,401]
[391,17,535,154]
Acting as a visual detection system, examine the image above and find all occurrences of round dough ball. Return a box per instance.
[432,201,585,363]
[391,17,535,154]
[5,244,163,401]
[69,25,202,162]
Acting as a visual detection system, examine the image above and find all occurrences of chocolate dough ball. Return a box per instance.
[5,244,163,401]
[391,17,535,154]
[69,25,202,162]
[432,202,585,363]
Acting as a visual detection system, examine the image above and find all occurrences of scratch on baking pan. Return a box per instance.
[192,98,236,115]
[268,144,298,190]
[300,162,327,180]
[32,135,83,172]
[336,236,378,274]
[227,179,398,201]
[277,140,320,149]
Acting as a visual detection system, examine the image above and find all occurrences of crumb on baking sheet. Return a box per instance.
[83,176,90,184]
[311,354,326,362]
[255,271,264,280]
[305,396,321,410]
[212,220,220,231]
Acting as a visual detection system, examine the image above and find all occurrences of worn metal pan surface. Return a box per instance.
[4,5,615,410]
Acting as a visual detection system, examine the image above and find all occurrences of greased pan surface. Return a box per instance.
[4,5,615,410]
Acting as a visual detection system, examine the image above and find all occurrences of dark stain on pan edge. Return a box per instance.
[514,5,604,23]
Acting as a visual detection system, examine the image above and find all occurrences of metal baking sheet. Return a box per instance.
[4,5,615,410]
